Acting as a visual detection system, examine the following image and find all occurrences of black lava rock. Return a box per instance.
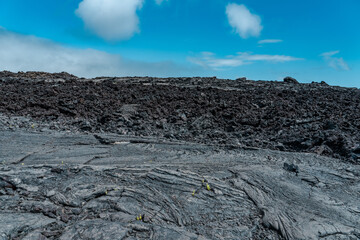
[283,76,299,84]
[283,163,299,174]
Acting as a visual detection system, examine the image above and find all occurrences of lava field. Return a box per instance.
[1,71,359,163]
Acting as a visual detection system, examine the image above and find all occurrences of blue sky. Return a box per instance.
[0,0,359,87]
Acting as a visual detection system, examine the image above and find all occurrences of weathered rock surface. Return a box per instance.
[0,130,360,239]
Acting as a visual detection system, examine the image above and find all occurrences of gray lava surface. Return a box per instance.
[1,130,360,239]
[0,72,360,239]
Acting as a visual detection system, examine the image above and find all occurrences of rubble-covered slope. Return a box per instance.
[1,72,359,162]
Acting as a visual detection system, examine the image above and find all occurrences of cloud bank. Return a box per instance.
[320,51,349,71]
[0,29,190,78]
[226,3,263,39]
[76,0,144,41]
[189,52,303,70]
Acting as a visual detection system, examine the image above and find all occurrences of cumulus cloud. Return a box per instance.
[189,52,303,70]
[258,39,283,44]
[75,0,144,41]
[320,51,349,71]
[0,29,191,78]
[226,3,263,39]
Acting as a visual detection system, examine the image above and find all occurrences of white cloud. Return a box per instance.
[189,52,303,70]
[321,51,340,57]
[75,0,144,41]
[258,39,283,44]
[226,3,263,39]
[320,51,349,71]
[0,29,191,78]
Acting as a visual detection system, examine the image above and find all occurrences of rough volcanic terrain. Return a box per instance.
[1,71,360,162]
[0,72,359,240]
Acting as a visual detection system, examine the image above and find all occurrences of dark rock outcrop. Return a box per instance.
[283,76,299,84]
